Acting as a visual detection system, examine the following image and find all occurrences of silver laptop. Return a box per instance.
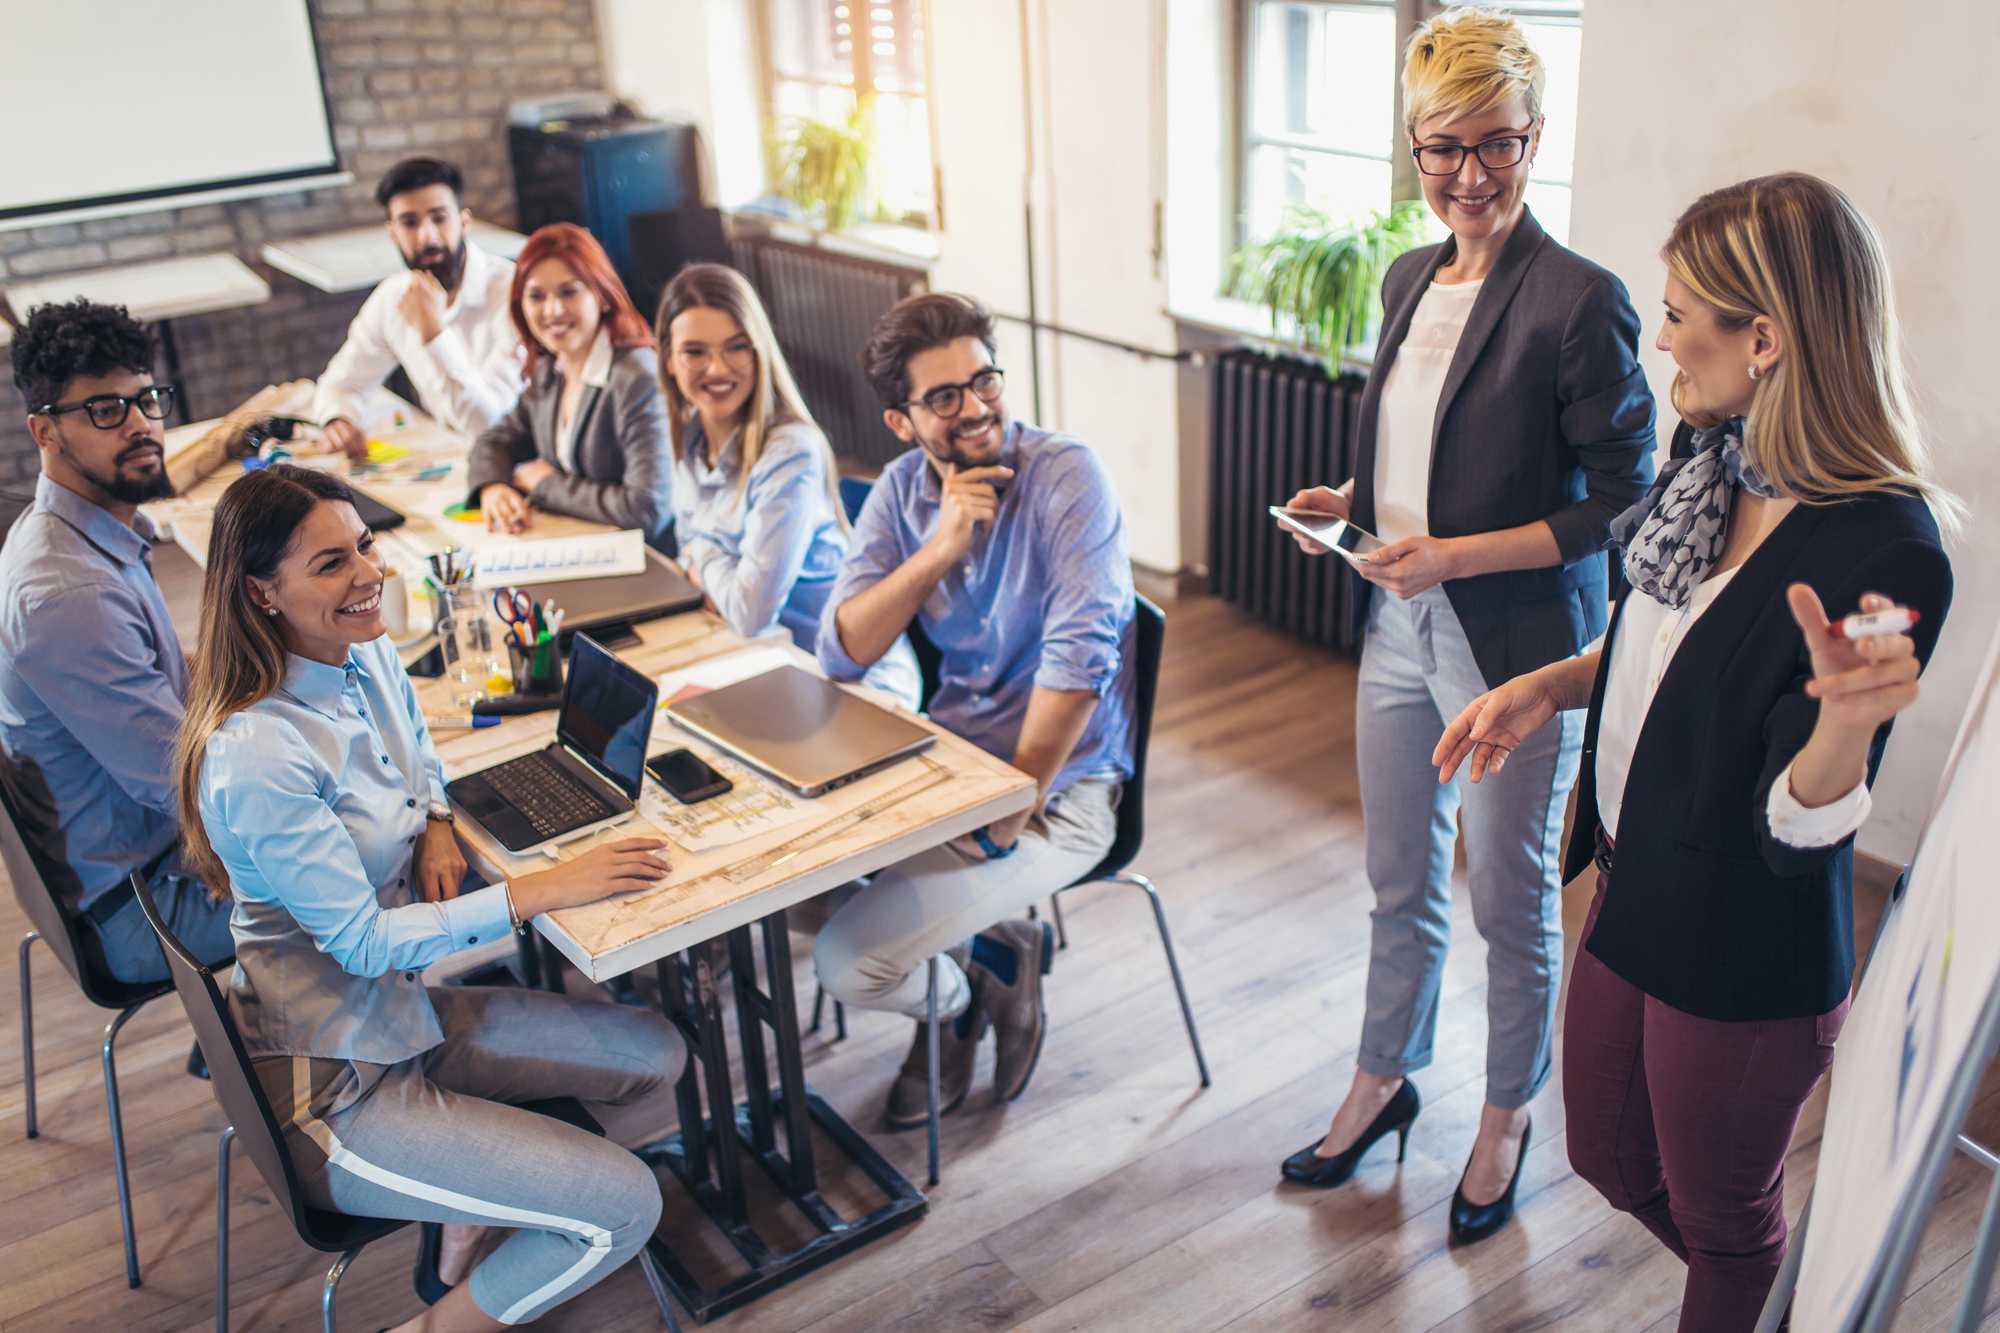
[665,665,935,797]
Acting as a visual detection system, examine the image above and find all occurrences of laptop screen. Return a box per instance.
[555,634,656,798]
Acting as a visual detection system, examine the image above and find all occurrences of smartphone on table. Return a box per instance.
[1269,505,1388,567]
[645,748,733,804]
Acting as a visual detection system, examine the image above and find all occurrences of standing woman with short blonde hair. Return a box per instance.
[1279,5,1656,1244]
[1435,172,1956,1330]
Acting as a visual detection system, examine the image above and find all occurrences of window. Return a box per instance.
[764,0,936,225]
[1240,1,1583,247]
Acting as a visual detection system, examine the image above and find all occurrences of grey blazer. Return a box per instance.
[1347,207,1657,688]
[466,344,674,549]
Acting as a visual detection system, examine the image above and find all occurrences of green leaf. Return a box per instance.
[1225,200,1433,361]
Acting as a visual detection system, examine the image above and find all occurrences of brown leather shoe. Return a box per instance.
[884,952,986,1129]
[971,918,1055,1102]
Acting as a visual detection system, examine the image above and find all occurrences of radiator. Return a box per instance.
[1208,349,1367,653]
[729,235,928,471]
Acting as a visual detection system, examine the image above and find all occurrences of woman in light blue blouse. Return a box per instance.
[656,264,919,702]
[174,464,681,1333]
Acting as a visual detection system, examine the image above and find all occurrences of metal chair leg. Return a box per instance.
[216,1127,235,1333]
[835,999,846,1040]
[810,982,825,1033]
[1049,894,1069,950]
[322,1245,366,1333]
[103,1001,148,1287]
[1117,872,1210,1087]
[925,956,941,1188]
[638,1247,685,1332]
[19,932,38,1139]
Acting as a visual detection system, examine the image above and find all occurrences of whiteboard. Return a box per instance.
[1796,617,2000,1331]
[0,0,336,222]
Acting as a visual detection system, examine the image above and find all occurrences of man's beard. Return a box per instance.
[916,408,1008,470]
[64,437,174,505]
[405,236,467,294]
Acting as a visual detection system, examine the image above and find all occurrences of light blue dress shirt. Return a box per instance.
[817,421,1138,797]
[672,417,848,649]
[200,636,513,1061]
[0,474,185,909]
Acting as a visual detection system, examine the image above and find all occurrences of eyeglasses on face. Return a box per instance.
[900,367,1005,419]
[672,343,756,374]
[1410,133,1533,176]
[38,385,177,430]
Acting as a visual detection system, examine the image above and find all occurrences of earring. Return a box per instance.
[266,608,278,617]
[1747,363,1762,380]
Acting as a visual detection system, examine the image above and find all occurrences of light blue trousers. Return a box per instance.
[1354,585,1582,1109]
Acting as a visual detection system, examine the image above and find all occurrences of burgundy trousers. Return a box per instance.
[1564,878,1846,1333]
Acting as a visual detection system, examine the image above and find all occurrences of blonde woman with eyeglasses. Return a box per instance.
[656,263,917,702]
[1277,6,1656,1244]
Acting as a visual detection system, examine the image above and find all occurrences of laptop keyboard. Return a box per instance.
[483,752,613,838]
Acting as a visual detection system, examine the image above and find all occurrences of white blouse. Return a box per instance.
[1594,568,1870,848]
[555,329,615,473]
[1373,278,1484,543]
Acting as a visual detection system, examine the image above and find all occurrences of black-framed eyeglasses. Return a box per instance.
[37,385,177,431]
[1411,133,1533,176]
[899,367,1004,419]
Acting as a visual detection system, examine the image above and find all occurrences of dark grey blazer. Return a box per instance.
[1348,207,1657,687]
[466,344,674,548]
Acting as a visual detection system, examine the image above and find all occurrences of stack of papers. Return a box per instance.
[471,529,646,588]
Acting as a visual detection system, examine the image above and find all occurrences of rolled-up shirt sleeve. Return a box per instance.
[1766,759,1872,849]
[203,721,511,977]
[1033,449,1133,695]
[817,473,910,681]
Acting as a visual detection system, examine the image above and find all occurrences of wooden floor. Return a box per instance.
[6,589,2000,1333]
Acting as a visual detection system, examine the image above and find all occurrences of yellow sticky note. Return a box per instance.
[487,672,515,695]
[365,440,411,463]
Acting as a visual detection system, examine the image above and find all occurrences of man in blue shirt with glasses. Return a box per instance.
[815,292,1138,1128]
[0,300,234,989]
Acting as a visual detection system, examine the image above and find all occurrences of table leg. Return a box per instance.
[638,912,927,1322]
[157,318,192,424]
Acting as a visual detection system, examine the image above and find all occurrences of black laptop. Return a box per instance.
[446,634,658,853]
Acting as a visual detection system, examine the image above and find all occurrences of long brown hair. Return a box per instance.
[1662,173,1961,534]
[510,222,651,379]
[175,465,359,896]
[653,263,841,523]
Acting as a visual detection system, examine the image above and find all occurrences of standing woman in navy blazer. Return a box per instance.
[1278,7,1655,1243]
[1436,173,1956,1331]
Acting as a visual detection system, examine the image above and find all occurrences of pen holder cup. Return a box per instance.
[508,637,563,698]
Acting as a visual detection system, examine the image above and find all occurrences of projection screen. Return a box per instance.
[0,0,339,225]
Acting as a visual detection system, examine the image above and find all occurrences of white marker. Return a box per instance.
[1840,608,1919,640]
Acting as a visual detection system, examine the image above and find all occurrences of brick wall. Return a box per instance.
[0,0,605,531]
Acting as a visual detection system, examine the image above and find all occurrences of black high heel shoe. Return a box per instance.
[1449,1117,1532,1244]
[1280,1078,1421,1188]
[413,1221,449,1305]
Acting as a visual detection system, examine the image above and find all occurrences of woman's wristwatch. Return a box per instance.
[971,826,1017,860]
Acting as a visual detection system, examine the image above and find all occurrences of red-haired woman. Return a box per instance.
[466,223,674,549]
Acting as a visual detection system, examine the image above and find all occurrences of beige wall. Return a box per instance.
[1568,0,2000,863]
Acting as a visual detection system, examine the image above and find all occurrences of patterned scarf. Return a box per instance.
[1610,418,1783,610]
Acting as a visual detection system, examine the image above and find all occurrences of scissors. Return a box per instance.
[492,589,535,647]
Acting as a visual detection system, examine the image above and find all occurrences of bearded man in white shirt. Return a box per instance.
[312,157,526,459]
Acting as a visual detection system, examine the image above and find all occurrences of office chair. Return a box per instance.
[131,873,686,1333]
[3,781,182,1288]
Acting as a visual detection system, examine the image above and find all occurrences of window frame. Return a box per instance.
[754,0,942,230]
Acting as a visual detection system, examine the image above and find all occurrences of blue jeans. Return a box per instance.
[88,869,235,985]
[1354,585,1582,1108]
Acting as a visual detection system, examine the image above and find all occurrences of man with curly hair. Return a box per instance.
[0,299,234,987]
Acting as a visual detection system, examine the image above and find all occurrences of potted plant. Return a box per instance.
[772,96,878,233]
[1226,200,1433,361]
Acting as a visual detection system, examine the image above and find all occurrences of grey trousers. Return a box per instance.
[1354,585,1581,1109]
[256,986,685,1325]
[812,778,1120,1020]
